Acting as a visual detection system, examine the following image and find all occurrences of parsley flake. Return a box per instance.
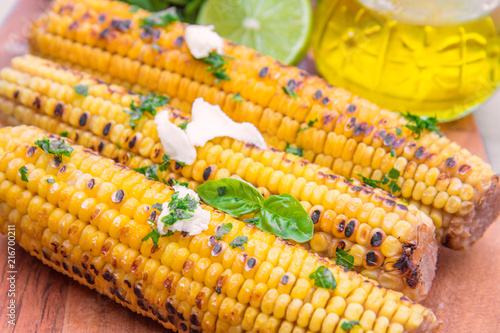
[229,235,248,250]
[285,142,303,157]
[124,93,169,128]
[282,80,298,99]
[395,127,402,136]
[340,320,360,331]
[178,121,189,130]
[141,229,161,248]
[214,223,232,240]
[199,52,231,83]
[19,166,29,182]
[59,131,69,137]
[297,118,318,134]
[139,9,179,29]
[400,111,442,139]
[74,84,88,97]
[232,92,243,102]
[135,164,160,181]
[35,136,74,158]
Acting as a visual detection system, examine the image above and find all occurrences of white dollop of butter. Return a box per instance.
[185,24,224,59]
[186,98,267,150]
[154,110,197,165]
[154,98,267,165]
[157,184,210,236]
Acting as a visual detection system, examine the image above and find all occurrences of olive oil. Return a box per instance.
[312,0,500,121]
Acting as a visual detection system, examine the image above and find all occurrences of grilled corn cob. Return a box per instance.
[0,125,440,332]
[0,55,438,300]
[30,0,500,250]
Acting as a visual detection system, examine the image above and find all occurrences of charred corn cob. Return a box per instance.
[30,0,500,250]
[0,125,440,332]
[0,55,438,300]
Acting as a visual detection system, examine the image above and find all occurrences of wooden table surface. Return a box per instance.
[0,0,499,332]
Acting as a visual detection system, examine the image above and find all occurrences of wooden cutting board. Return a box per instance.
[0,0,499,332]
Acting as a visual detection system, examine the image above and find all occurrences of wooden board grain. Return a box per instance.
[0,1,499,332]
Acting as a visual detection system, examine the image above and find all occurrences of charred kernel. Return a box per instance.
[323,112,336,125]
[383,133,396,147]
[347,104,357,113]
[346,117,356,129]
[365,251,378,266]
[178,312,185,321]
[33,97,41,109]
[68,21,79,30]
[99,28,110,39]
[98,14,106,22]
[79,112,89,126]
[365,125,374,136]
[280,274,289,284]
[175,162,182,170]
[153,30,161,41]
[397,204,408,211]
[459,164,472,175]
[50,157,62,168]
[62,261,69,271]
[385,199,396,207]
[181,231,189,238]
[400,296,410,301]
[337,220,345,233]
[27,146,37,157]
[310,210,321,224]
[314,90,323,100]
[103,123,112,136]
[370,232,383,247]
[352,186,363,192]
[258,67,269,78]
[353,122,367,136]
[13,90,19,99]
[111,189,125,203]
[211,242,222,256]
[179,323,188,332]
[134,284,144,299]
[166,300,176,314]
[203,166,212,181]
[190,313,200,326]
[415,147,428,159]
[167,314,175,325]
[321,97,330,105]
[140,28,153,39]
[245,257,257,270]
[128,136,137,149]
[98,141,104,152]
[446,156,457,168]
[59,165,67,173]
[87,178,95,189]
[406,271,419,289]
[84,273,94,285]
[337,240,347,250]
[115,288,128,303]
[174,36,184,46]
[393,137,406,149]
[72,266,82,277]
[345,220,356,237]
[157,312,168,323]
[137,299,147,311]
[208,236,216,247]
[124,279,132,288]
[53,103,63,117]
[149,210,157,221]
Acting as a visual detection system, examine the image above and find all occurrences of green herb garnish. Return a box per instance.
[395,127,402,136]
[59,131,69,137]
[152,203,163,211]
[46,178,55,184]
[335,249,354,271]
[141,228,161,248]
[74,84,88,97]
[232,92,243,102]
[285,142,303,157]
[197,178,313,242]
[139,9,179,28]
[199,52,231,82]
[400,111,442,139]
[129,5,139,12]
[282,80,297,99]
[35,136,74,158]
[124,93,169,128]
[308,266,337,290]
[229,235,248,250]
[178,121,190,130]
[160,192,198,226]
[390,146,396,157]
[340,320,360,331]
[134,164,160,181]
[214,223,232,240]
[19,166,29,182]
[357,168,401,195]
[159,154,171,171]
[151,43,162,51]
[297,118,318,134]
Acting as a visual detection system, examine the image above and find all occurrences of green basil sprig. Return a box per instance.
[308,266,337,290]
[197,178,313,242]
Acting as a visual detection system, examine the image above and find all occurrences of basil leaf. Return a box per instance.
[74,84,88,97]
[335,249,354,271]
[257,193,313,242]
[197,178,264,218]
[309,266,337,290]
[229,235,248,250]
[340,320,360,331]
[214,223,232,240]
[19,166,29,182]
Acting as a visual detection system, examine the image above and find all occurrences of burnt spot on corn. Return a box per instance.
[79,112,89,127]
[370,232,383,247]
[50,157,62,168]
[13,90,19,99]
[353,122,367,136]
[110,19,131,32]
[179,323,188,332]
[174,35,184,46]
[153,30,161,41]
[203,166,212,181]
[406,270,420,289]
[166,299,176,314]
[364,125,375,137]
[157,311,168,323]
[310,210,321,224]
[328,174,338,181]
[136,299,148,311]
[58,165,67,174]
[446,156,458,169]
[345,220,355,237]
[321,97,330,105]
[27,146,37,157]
[175,162,183,170]
[211,242,223,256]
[33,97,41,110]
[280,274,289,284]
[459,164,472,175]
[42,248,51,260]
[397,204,408,211]
[337,220,346,233]
[72,265,82,277]
[87,178,95,189]
[114,287,129,303]
[102,123,112,136]
[68,21,79,30]
[97,141,104,153]
[314,90,323,100]
[393,137,406,149]
[352,186,363,192]
[134,282,144,299]
[347,104,357,113]
[415,146,428,160]
[383,133,396,147]
[258,67,269,78]
[111,189,125,203]
[99,28,110,39]
[207,236,217,247]
[400,296,410,301]
[384,199,396,207]
[245,257,257,270]
[90,264,99,276]
[84,273,95,285]
[98,14,106,22]
[337,240,347,250]
[54,103,64,117]
[365,251,378,266]
[128,136,137,149]
[190,313,200,326]
[62,261,69,271]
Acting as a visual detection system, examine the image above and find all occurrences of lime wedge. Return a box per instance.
[196,0,312,65]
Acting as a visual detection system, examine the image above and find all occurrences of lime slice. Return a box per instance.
[196,0,312,65]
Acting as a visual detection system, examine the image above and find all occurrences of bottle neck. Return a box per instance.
[358,0,500,25]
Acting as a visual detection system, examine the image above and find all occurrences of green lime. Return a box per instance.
[196,0,312,65]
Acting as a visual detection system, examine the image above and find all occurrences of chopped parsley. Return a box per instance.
[19,166,29,182]
[400,111,442,139]
[282,80,297,99]
[390,146,396,157]
[308,266,337,290]
[285,142,303,157]
[159,154,171,171]
[340,320,360,331]
[229,235,248,250]
[199,52,231,83]
[178,121,189,130]
[139,10,179,29]
[123,93,169,128]
[46,178,55,184]
[160,192,198,226]
[170,179,189,188]
[395,127,402,136]
[335,249,354,271]
[297,118,318,134]
[357,168,401,194]
[151,43,162,51]
[141,229,161,248]
[232,92,243,102]
[214,223,232,240]
[152,203,163,211]
[35,136,74,159]
[134,164,160,181]
[59,131,69,137]
[74,84,88,97]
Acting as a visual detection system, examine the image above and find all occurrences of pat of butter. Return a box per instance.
[185,24,224,59]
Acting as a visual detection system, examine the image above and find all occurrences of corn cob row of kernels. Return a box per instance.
[0,125,440,332]
[30,0,500,249]
[0,58,438,300]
